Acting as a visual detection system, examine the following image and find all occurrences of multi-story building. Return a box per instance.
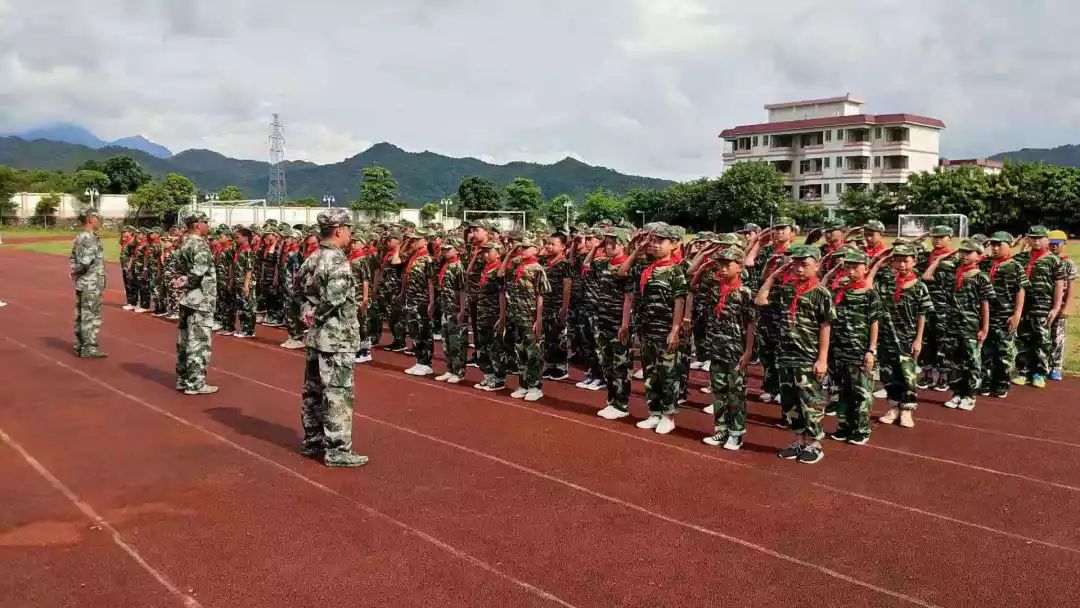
[719,94,945,215]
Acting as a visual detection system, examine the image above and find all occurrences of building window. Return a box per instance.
[824,157,831,168]
[837,129,844,140]
[752,136,758,147]
[825,130,832,142]
[874,127,882,139]
[873,156,881,168]
[823,184,830,195]
[835,156,842,168]
[836,183,843,194]
[762,135,769,146]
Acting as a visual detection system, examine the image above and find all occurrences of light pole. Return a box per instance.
[440,198,452,223]
[322,195,335,209]
[84,188,99,209]
[563,198,574,234]
[637,210,646,227]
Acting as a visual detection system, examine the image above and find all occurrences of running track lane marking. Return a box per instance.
[0,427,203,608]
[3,338,579,608]
[9,298,1080,555]
[7,338,942,608]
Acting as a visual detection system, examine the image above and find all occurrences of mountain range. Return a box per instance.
[4,123,174,158]
[0,134,673,205]
[988,144,1080,167]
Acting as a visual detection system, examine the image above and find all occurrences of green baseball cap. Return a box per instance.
[715,248,745,264]
[603,227,631,245]
[787,245,821,260]
[892,244,918,258]
[409,227,435,239]
[987,231,1013,243]
[1027,226,1050,238]
[715,233,748,249]
[822,218,845,231]
[971,233,989,244]
[479,241,502,251]
[930,225,953,237]
[772,217,796,228]
[957,238,984,254]
[864,220,886,233]
[442,236,465,249]
[842,250,870,264]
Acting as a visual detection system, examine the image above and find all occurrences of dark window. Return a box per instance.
[763,135,769,146]
[836,183,843,194]
[874,127,882,139]
[752,136,758,146]
[837,156,843,168]
[823,184,830,195]
[837,129,844,140]
[825,130,832,142]
[873,156,881,168]
[824,157,831,168]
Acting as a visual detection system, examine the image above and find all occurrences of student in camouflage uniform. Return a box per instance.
[695,247,756,450]
[876,245,931,428]
[435,237,468,383]
[213,228,235,334]
[128,229,150,312]
[280,229,308,350]
[688,232,715,373]
[918,225,956,390]
[472,241,509,392]
[755,246,833,464]
[165,231,186,319]
[591,228,634,420]
[500,237,549,401]
[138,228,161,314]
[69,209,107,358]
[173,212,218,395]
[401,229,437,376]
[230,228,258,338]
[347,234,373,360]
[826,250,879,445]
[299,209,368,468]
[119,226,138,310]
[464,221,493,368]
[744,217,796,403]
[978,232,1027,397]
[622,224,687,435]
[373,231,407,351]
[1013,226,1066,388]
[155,237,175,317]
[1047,230,1076,380]
[261,227,284,326]
[575,228,607,390]
[540,232,572,380]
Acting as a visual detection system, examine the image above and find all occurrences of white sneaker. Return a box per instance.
[690,361,704,370]
[723,435,743,451]
[586,379,605,391]
[957,397,976,411]
[356,353,373,363]
[597,405,629,420]
[212,323,222,331]
[701,361,711,372]
[433,333,442,341]
[523,388,543,402]
[676,398,687,405]
[655,416,676,435]
[404,364,420,375]
[233,333,254,339]
[406,365,433,377]
[699,386,712,394]
[759,392,774,404]
[280,338,305,350]
[434,372,453,382]
[122,304,135,311]
[703,404,715,415]
[636,415,661,429]
[133,307,148,313]
[510,387,529,399]
[445,374,462,384]
[944,396,961,409]
[873,388,888,399]
[702,432,726,446]
[633,369,644,380]
[575,378,594,389]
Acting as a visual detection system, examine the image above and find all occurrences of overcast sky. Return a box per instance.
[1,0,1077,180]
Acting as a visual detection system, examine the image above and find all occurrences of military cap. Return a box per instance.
[184,211,210,226]
[517,235,541,249]
[248,224,263,236]
[695,231,714,241]
[442,236,466,249]
[594,218,615,228]
[263,225,280,236]
[715,247,745,264]
[465,219,487,229]
[787,245,821,260]
[738,222,761,233]
[304,226,319,237]
[822,218,845,231]
[218,227,234,237]
[316,208,352,229]
[716,233,748,249]
[772,216,796,228]
[385,228,404,240]
[586,227,606,239]
[642,221,666,232]
[892,244,918,258]
[864,220,886,233]
[603,227,631,245]
[957,238,984,254]
[478,240,502,251]
[842,250,869,264]
[120,224,136,232]
[263,219,279,227]
[77,208,102,222]
[138,227,150,235]
[930,225,954,237]
[846,232,866,243]
[409,227,435,240]
[652,224,683,241]
[400,219,417,229]
[503,229,523,241]
[616,219,636,230]
[987,231,1014,243]
[971,233,988,244]
[148,226,161,234]
[1027,225,1050,238]
[1048,229,1068,243]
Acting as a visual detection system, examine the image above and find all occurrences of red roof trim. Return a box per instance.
[764,95,864,110]
[719,113,945,138]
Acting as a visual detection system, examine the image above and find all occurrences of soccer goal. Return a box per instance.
[897,214,969,239]
[462,209,527,232]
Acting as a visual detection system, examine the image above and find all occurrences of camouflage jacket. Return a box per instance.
[587,258,628,327]
[282,250,304,298]
[214,246,233,291]
[476,264,503,323]
[119,239,135,273]
[985,257,1028,325]
[506,261,549,323]
[70,230,106,293]
[438,259,467,317]
[946,268,993,336]
[752,243,791,292]
[1014,250,1066,316]
[131,242,148,276]
[629,262,687,340]
[302,242,360,353]
[925,257,957,317]
[543,255,571,312]
[349,254,372,304]
[878,277,932,355]
[772,283,834,368]
[176,234,217,313]
[402,253,435,307]
[700,274,756,363]
[377,250,404,297]
[231,246,257,295]
[829,283,881,365]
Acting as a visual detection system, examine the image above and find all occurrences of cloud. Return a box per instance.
[1,0,1078,180]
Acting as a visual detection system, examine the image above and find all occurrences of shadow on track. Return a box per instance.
[122,362,177,389]
[204,406,299,451]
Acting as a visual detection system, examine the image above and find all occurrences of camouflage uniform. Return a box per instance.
[300,230,363,463]
[165,237,184,315]
[70,227,106,356]
[119,235,137,307]
[590,254,632,411]
[578,242,605,381]
[700,263,756,437]
[505,254,549,390]
[982,240,1028,394]
[541,253,572,376]
[214,240,234,331]
[1052,256,1077,374]
[828,268,880,441]
[1014,241,1067,379]
[349,250,373,353]
[878,264,932,408]
[282,245,306,342]
[925,252,957,387]
[438,246,468,377]
[946,249,994,399]
[374,249,407,348]
[261,238,284,325]
[475,252,508,386]
[568,249,590,364]
[231,244,258,336]
[631,253,688,416]
[174,231,217,391]
[402,244,436,366]
[130,238,150,309]
[754,241,792,397]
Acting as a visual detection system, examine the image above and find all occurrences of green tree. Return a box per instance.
[577,188,626,226]
[838,184,899,226]
[503,178,543,227]
[623,187,669,227]
[76,159,104,173]
[541,194,577,229]
[127,182,169,220]
[350,166,402,220]
[420,202,441,222]
[0,166,18,207]
[73,170,111,203]
[162,173,196,214]
[456,176,502,212]
[779,201,828,228]
[35,192,61,225]
[903,166,991,225]
[103,155,151,194]
[217,185,245,201]
[708,162,787,230]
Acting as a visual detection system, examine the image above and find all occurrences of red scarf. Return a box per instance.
[954,263,979,292]
[121,235,134,246]
[929,247,951,262]
[893,271,916,302]
[865,242,886,258]
[989,255,1010,280]
[833,279,867,305]
[545,252,565,268]
[789,277,819,319]
[639,257,676,294]
[233,243,251,264]
[514,256,538,284]
[439,255,460,286]
[1025,248,1048,277]
[479,261,500,287]
[829,272,845,290]
[608,254,628,268]
[672,249,684,264]
[281,243,299,266]
[713,277,741,317]
[303,242,319,259]
[348,249,365,261]
[380,247,399,270]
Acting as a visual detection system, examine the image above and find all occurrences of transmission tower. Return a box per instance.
[267,113,287,204]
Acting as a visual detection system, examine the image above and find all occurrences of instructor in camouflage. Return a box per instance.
[173,212,219,395]
[69,209,107,358]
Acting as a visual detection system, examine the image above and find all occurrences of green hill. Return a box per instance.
[989,144,1080,167]
[0,137,673,205]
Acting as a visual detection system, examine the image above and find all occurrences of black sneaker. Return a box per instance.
[990,390,1009,398]
[797,444,824,464]
[778,441,804,460]
[299,443,324,458]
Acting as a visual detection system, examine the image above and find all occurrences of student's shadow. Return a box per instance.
[40,336,74,353]
[122,362,176,389]
[204,407,299,451]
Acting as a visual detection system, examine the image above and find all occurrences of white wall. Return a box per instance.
[187,204,456,228]
[6,192,133,219]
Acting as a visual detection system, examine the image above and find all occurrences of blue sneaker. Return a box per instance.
[1032,374,1047,388]
[1049,370,1063,381]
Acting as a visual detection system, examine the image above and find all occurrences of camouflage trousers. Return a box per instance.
[175,308,213,391]
[1052,317,1069,373]
[466,295,487,368]
[879,350,918,408]
[154,277,170,314]
[640,335,682,416]
[134,275,151,309]
[122,269,138,306]
[354,304,370,352]
[263,285,284,325]
[405,304,433,366]
[922,313,954,384]
[981,326,1017,394]
[74,289,103,355]
[286,296,305,342]
[832,362,873,441]
[216,287,235,331]
[475,315,507,381]
[1016,313,1053,378]
[594,322,632,411]
[235,290,257,335]
[708,360,747,436]
[370,291,406,346]
[692,309,710,363]
[509,318,543,390]
[947,336,982,399]
[300,349,356,456]
[778,366,825,440]
[756,315,781,395]
[441,313,468,376]
[575,307,603,379]
[675,333,692,402]
[542,309,569,374]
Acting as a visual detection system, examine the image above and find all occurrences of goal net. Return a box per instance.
[897,214,969,239]
[462,209,527,233]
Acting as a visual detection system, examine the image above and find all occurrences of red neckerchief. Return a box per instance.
[303,242,319,259]
[713,276,741,317]
[281,243,299,265]
[380,247,399,271]
[865,242,886,258]
[672,248,684,264]
[954,263,979,292]
[608,254,628,268]
[833,279,867,305]
[930,247,951,262]
[789,276,820,319]
[989,255,1010,280]
[364,245,377,255]
[515,256,538,284]
[439,255,460,286]
[893,271,916,302]
[479,261,500,287]
[639,257,676,294]
[545,252,565,268]
[348,249,365,261]
[121,235,133,246]
[1025,248,1048,277]
[404,249,426,277]
[233,243,251,264]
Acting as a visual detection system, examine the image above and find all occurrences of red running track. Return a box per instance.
[2,247,1080,607]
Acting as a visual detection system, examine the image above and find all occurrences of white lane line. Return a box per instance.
[5,337,579,608]
[0,427,203,608]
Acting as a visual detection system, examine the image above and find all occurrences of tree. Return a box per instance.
[577,188,626,226]
[420,202,440,223]
[903,166,991,225]
[349,166,402,220]
[127,182,169,220]
[457,176,502,212]
[0,166,17,207]
[35,192,61,225]
[162,173,196,213]
[623,187,669,227]
[503,178,543,227]
[837,184,899,226]
[76,159,104,173]
[217,185,245,201]
[779,201,828,228]
[103,155,151,194]
[74,170,111,202]
[708,162,788,230]
[541,194,577,229]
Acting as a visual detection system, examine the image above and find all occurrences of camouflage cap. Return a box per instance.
[603,227,631,245]
[385,228,404,241]
[971,233,989,244]
[138,227,150,235]
[930,225,954,237]
[845,232,866,243]
[1027,225,1050,238]
[642,221,666,232]
[864,220,886,233]
[263,218,279,227]
[842,250,869,264]
[586,227,606,239]
[715,247,745,264]
[304,226,319,237]
[400,219,417,229]
[409,227,435,240]
[616,219,636,230]
[987,231,1014,243]
[738,222,761,233]
[478,240,503,251]
[594,218,615,228]
[772,216,796,228]
[787,245,821,260]
[316,208,352,229]
[716,233,748,249]
[892,244,918,258]
[121,224,136,232]
[822,218,845,231]
[652,224,682,241]
[184,211,210,226]
[77,208,102,222]
[263,225,280,236]
[517,235,541,249]
[442,236,466,249]
[148,226,162,234]
[957,238,984,254]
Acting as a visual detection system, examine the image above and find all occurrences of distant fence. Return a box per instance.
[5,192,132,220]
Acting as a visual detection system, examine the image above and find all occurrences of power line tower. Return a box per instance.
[267,113,287,204]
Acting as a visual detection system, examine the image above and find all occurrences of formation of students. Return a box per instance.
[116,216,1077,465]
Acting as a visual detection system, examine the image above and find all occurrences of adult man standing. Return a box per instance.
[173,212,219,395]
[69,209,107,358]
[300,209,368,468]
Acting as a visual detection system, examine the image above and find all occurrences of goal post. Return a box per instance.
[897,214,969,239]
[462,209,527,233]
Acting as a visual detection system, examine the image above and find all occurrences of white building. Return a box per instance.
[940,158,1003,175]
[720,94,945,214]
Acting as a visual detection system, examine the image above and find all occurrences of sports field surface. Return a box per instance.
[1,244,1079,607]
